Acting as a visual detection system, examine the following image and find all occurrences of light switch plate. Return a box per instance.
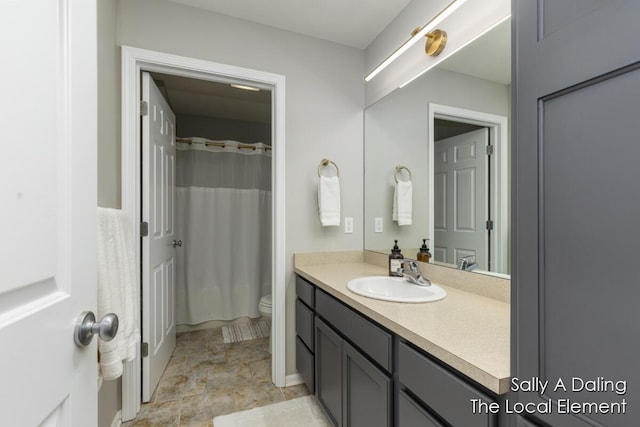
[344,217,353,234]
[374,217,383,233]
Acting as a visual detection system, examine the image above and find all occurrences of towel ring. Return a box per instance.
[317,159,340,177]
[394,165,412,183]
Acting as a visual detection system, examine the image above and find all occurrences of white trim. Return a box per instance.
[120,46,287,417]
[110,410,122,427]
[285,373,305,387]
[428,103,509,275]
[120,345,140,421]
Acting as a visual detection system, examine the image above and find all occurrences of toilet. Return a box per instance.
[258,294,273,353]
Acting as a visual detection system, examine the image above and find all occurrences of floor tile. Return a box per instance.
[155,374,208,403]
[205,362,253,391]
[122,399,181,427]
[282,384,311,400]
[180,390,234,425]
[128,326,287,427]
[232,380,286,412]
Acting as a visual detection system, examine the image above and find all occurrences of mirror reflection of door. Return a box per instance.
[434,122,489,270]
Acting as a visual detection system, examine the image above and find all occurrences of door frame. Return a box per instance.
[428,103,508,275]
[120,46,286,419]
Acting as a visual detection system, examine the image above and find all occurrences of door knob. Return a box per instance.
[74,311,119,347]
[172,239,183,248]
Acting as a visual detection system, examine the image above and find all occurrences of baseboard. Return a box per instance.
[110,410,122,427]
[285,373,304,387]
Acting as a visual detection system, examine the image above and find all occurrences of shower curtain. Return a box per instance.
[175,139,272,325]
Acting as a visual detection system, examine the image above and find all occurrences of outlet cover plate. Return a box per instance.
[344,217,353,234]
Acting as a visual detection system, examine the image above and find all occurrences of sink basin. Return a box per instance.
[346,276,447,303]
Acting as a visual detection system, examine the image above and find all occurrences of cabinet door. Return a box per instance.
[514,416,540,427]
[514,1,640,426]
[296,336,315,394]
[398,390,444,427]
[296,298,315,351]
[316,317,343,427]
[342,341,391,427]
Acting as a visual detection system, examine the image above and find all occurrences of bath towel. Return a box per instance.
[318,175,341,226]
[392,180,413,226]
[97,208,141,381]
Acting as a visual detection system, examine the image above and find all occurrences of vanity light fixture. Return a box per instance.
[399,14,511,88]
[230,83,260,92]
[364,0,467,82]
[421,29,447,56]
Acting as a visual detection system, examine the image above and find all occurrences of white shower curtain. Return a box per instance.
[175,139,272,325]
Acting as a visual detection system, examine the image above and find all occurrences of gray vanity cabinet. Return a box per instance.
[342,340,392,427]
[296,274,503,426]
[295,276,315,393]
[398,341,497,427]
[513,2,640,426]
[314,290,393,427]
[315,317,344,426]
[398,390,444,427]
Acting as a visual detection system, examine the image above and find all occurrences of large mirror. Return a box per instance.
[364,19,511,277]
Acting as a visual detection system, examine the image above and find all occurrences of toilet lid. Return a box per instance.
[260,294,272,307]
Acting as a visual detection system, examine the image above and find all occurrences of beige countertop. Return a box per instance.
[294,255,510,395]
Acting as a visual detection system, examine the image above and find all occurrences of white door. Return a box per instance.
[141,72,177,401]
[433,128,489,269]
[0,0,97,425]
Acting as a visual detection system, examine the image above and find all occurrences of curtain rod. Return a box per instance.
[176,137,272,151]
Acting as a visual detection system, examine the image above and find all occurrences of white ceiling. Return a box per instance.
[168,0,412,49]
[154,2,510,124]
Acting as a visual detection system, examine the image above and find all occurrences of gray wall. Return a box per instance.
[98,379,122,427]
[98,0,121,209]
[176,114,271,144]
[97,1,122,425]
[364,68,510,251]
[100,0,365,384]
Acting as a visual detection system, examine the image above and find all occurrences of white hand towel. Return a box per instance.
[392,181,413,226]
[97,208,141,381]
[318,175,341,226]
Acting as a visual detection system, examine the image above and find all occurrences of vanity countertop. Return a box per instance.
[294,255,510,395]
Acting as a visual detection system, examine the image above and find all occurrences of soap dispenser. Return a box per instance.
[389,240,404,277]
[417,239,432,263]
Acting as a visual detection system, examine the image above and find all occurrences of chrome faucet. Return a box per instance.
[458,255,477,271]
[397,260,431,287]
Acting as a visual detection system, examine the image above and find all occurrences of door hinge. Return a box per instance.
[141,342,149,358]
[485,145,494,156]
[140,100,148,116]
[140,221,149,237]
[486,220,494,231]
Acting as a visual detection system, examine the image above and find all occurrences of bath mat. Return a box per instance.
[222,319,271,344]
[213,395,332,427]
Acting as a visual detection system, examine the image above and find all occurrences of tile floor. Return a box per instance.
[123,327,309,427]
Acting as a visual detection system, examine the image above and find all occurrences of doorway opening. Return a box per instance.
[150,72,273,331]
[428,103,509,276]
[433,119,490,269]
[121,47,286,421]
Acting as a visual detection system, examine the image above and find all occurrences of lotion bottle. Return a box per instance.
[388,240,404,277]
[416,239,432,263]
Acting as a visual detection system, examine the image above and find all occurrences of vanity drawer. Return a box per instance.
[399,341,496,427]
[399,390,445,427]
[296,336,315,394]
[296,275,315,308]
[315,289,392,372]
[295,298,314,351]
